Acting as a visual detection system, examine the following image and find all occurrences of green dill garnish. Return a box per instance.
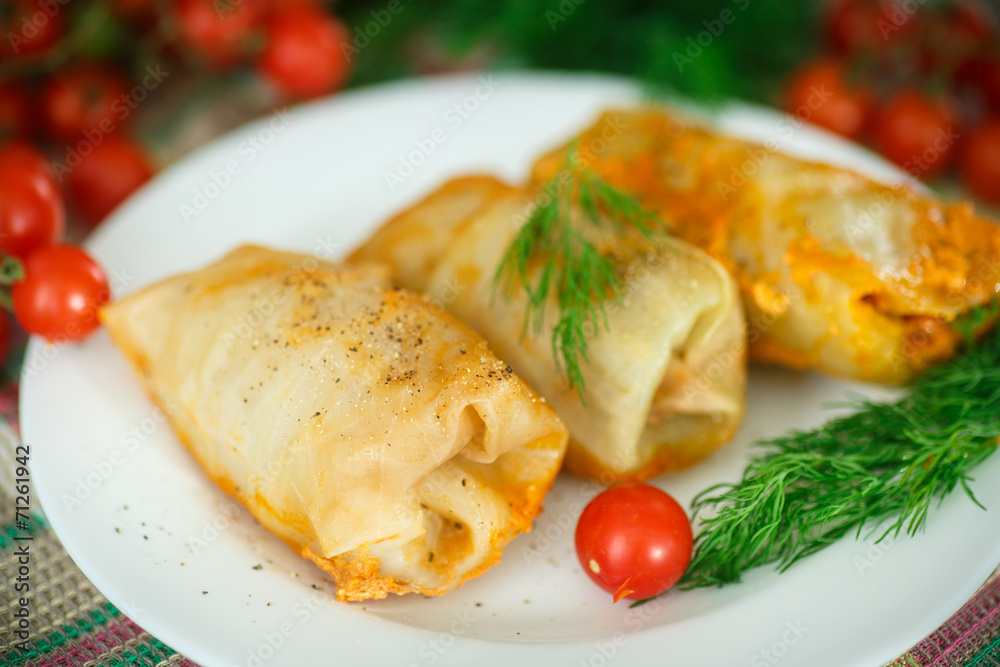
[675,314,1000,592]
[492,144,668,399]
[955,300,1000,344]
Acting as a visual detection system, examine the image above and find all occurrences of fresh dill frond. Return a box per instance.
[492,145,668,400]
[955,301,1000,344]
[674,319,1000,592]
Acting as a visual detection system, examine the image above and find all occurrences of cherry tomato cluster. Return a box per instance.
[173,0,353,95]
[0,141,108,349]
[784,0,1000,203]
[0,0,354,353]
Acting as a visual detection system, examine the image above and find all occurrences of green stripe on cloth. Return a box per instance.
[968,633,1000,666]
[0,516,48,550]
[0,602,119,666]
[2,600,186,667]
[94,636,182,666]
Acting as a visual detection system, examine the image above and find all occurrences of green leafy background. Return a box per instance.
[340,0,820,103]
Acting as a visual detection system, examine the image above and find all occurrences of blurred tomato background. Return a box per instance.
[0,0,997,358]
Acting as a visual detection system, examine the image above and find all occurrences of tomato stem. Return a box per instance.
[612,578,635,604]
[0,256,25,286]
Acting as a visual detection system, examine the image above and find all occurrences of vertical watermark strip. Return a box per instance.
[9,443,34,652]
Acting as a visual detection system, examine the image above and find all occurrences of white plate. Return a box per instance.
[22,73,1000,667]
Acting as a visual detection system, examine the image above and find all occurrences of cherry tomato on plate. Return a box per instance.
[575,483,693,602]
[42,64,131,143]
[784,59,872,141]
[12,244,110,342]
[0,141,64,259]
[872,89,960,180]
[960,120,1000,204]
[258,5,352,98]
[67,135,153,227]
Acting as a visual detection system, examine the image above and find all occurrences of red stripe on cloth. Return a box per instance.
[906,575,1000,666]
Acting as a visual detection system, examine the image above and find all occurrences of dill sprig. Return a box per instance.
[677,314,1000,591]
[955,300,1000,344]
[492,145,668,399]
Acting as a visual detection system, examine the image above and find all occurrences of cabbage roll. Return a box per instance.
[100,245,568,602]
[532,109,1000,383]
[352,179,746,482]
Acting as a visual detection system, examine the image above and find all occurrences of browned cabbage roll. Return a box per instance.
[100,245,568,602]
[532,109,1000,383]
[352,178,746,482]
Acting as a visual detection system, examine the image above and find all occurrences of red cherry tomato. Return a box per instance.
[575,483,693,602]
[940,1,995,48]
[0,81,34,139]
[921,1,996,72]
[263,0,319,13]
[67,136,153,227]
[114,0,158,22]
[0,311,12,365]
[873,89,960,180]
[12,244,110,342]
[0,141,64,259]
[784,59,872,141]
[956,58,1000,113]
[960,120,1000,204]
[258,6,352,98]
[0,0,65,59]
[42,64,131,144]
[824,0,915,56]
[175,0,265,67]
